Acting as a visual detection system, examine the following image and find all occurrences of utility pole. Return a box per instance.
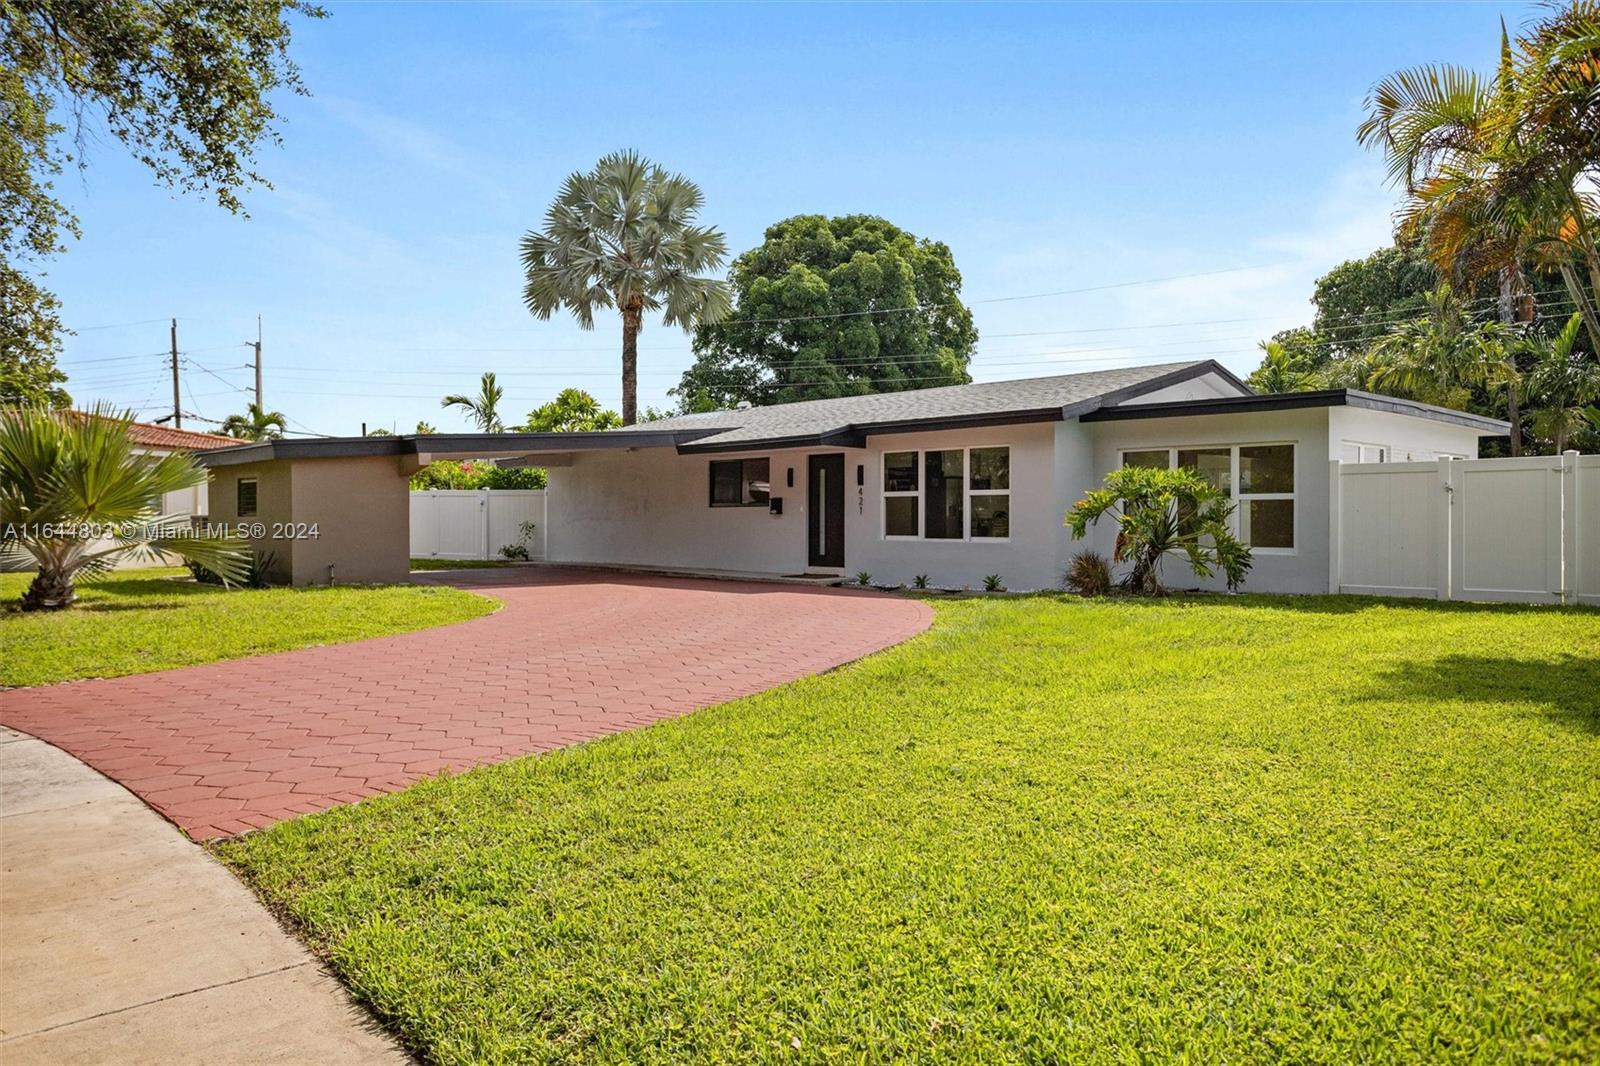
[250,315,263,408]
[170,318,182,429]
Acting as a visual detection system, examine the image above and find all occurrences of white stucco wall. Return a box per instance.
[1327,406,1485,462]
[1079,409,1335,594]
[545,402,1498,596]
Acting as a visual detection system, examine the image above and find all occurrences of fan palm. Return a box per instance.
[1358,7,1600,350]
[1523,312,1600,453]
[221,403,287,441]
[521,150,732,425]
[0,405,247,610]
[441,372,504,433]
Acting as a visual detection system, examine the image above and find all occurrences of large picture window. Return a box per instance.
[881,446,1010,541]
[709,458,770,507]
[1118,443,1296,551]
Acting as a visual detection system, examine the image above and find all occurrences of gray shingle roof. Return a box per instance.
[630,360,1234,450]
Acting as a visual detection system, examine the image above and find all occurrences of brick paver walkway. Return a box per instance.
[2,569,931,840]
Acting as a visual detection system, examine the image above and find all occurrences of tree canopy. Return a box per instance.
[516,388,621,433]
[1,0,323,386]
[674,215,978,410]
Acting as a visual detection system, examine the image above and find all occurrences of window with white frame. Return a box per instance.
[1340,441,1388,463]
[1119,444,1296,550]
[882,446,1010,541]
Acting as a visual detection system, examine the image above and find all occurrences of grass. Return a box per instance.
[221,595,1600,1064]
[0,567,497,687]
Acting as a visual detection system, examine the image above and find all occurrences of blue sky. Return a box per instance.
[49,1,1536,435]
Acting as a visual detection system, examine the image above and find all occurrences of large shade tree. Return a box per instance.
[521,151,731,425]
[675,214,979,409]
[2,0,324,385]
[0,405,246,610]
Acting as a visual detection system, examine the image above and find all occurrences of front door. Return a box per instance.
[808,453,845,569]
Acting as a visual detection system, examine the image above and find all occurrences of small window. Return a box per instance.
[969,447,1010,539]
[709,459,769,507]
[236,478,258,517]
[1122,449,1172,470]
[883,452,919,537]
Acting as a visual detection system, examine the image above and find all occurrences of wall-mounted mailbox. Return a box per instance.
[769,497,783,516]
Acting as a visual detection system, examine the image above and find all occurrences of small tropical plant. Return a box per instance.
[220,402,287,441]
[856,570,872,586]
[1523,312,1600,453]
[0,405,247,610]
[499,520,538,561]
[1065,467,1252,595]
[912,573,929,589]
[441,372,505,433]
[188,549,277,588]
[1063,550,1113,596]
[983,573,1005,592]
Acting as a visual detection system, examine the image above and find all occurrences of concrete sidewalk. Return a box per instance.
[0,726,407,1065]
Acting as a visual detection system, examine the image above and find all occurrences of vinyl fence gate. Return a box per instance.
[1330,451,1598,606]
[410,489,546,561]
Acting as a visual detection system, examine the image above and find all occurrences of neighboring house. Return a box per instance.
[105,417,243,519]
[196,360,1506,591]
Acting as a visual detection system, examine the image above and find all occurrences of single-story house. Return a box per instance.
[195,360,1508,592]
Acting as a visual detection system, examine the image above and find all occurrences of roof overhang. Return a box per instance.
[194,428,726,467]
[1078,389,1512,434]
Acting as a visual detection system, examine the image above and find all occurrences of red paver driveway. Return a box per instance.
[2,569,930,840]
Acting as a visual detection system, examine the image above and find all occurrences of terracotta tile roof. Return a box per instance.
[66,411,244,451]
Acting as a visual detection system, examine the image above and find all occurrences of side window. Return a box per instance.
[236,478,258,517]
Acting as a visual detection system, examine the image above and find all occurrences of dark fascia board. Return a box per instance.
[195,428,723,467]
[1079,388,1511,433]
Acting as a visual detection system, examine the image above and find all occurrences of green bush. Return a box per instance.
[1063,551,1113,596]
[408,460,546,491]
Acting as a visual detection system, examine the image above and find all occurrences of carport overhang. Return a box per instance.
[195,428,729,476]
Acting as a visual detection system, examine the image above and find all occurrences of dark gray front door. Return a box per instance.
[808,453,845,568]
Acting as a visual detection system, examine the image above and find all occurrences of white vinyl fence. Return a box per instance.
[1330,452,1597,606]
[410,490,546,561]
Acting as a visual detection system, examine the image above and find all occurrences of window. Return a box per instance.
[709,459,769,507]
[236,478,258,517]
[881,446,1010,541]
[883,451,919,537]
[924,450,964,539]
[1340,441,1388,463]
[969,447,1010,539]
[1119,443,1296,550]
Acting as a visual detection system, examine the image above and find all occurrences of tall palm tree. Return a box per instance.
[221,402,287,441]
[1524,312,1600,453]
[1369,286,1491,410]
[521,151,732,425]
[1358,7,1600,350]
[0,406,246,610]
[441,372,504,432]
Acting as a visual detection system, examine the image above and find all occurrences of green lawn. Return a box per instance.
[0,568,497,687]
[221,595,1600,1064]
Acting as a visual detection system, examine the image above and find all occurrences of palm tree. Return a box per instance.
[1358,7,1600,350]
[441,372,504,432]
[414,420,437,435]
[1368,286,1491,410]
[521,150,732,425]
[1246,340,1316,393]
[221,403,287,441]
[0,405,246,610]
[1524,312,1600,453]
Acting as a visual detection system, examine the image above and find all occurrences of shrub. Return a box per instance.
[912,574,929,589]
[1065,467,1251,595]
[188,550,278,588]
[499,544,530,561]
[408,460,546,491]
[856,571,872,586]
[983,574,1005,592]
[1063,551,1113,596]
